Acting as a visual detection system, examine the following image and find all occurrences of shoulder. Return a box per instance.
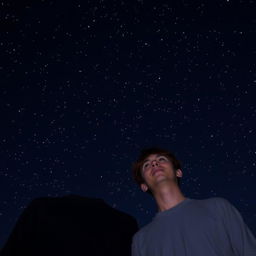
[132,225,151,255]
[193,197,233,207]
[203,197,235,209]
[195,197,240,218]
[132,220,156,244]
[188,197,236,215]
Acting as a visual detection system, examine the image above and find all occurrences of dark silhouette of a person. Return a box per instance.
[1,195,138,256]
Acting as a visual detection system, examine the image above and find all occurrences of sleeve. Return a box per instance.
[131,233,142,256]
[217,198,256,256]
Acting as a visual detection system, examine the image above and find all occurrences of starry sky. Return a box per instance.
[1,0,256,247]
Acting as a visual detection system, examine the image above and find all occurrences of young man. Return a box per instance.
[131,147,256,256]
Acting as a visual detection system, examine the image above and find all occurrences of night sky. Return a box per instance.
[1,0,256,247]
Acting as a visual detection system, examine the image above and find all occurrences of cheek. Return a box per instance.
[140,169,145,178]
[142,169,150,178]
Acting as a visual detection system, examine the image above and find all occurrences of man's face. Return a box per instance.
[140,154,182,193]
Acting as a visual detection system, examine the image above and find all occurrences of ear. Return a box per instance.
[140,183,149,192]
[176,169,183,178]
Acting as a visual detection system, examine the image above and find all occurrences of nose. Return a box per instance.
[151,160,159,167]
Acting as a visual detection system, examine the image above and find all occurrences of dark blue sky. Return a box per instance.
[1,0,256,247]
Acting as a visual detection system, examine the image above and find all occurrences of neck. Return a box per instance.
[153,183,186,212]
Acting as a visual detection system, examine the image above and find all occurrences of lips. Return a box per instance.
[152,168,164,176]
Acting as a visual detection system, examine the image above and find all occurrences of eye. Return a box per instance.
[142,162,150,170]
[158,156,168,162]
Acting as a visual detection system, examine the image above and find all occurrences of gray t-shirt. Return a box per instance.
[132,197,256,256]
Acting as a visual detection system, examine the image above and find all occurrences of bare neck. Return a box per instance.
[153,183,186,212]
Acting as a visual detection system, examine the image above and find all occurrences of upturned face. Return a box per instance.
[140,154,182,193]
